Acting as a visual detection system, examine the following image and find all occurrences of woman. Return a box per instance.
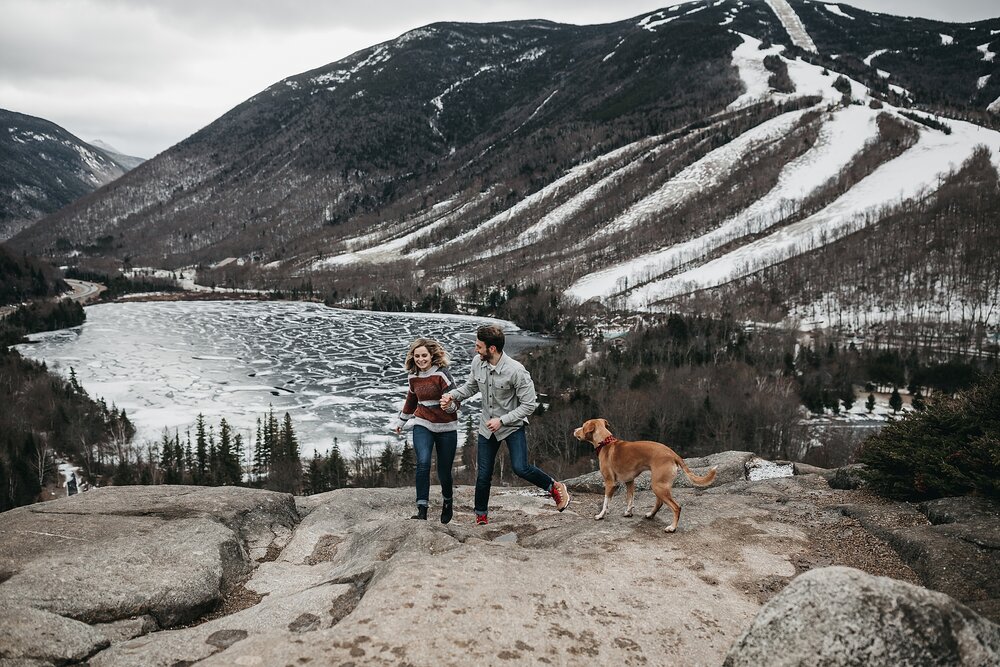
[389,338,459,523]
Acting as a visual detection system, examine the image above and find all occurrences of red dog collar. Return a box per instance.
[595,435,616,455]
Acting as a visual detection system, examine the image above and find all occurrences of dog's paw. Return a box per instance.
[664,525,677,533]
[622,511,633,517]
[644,512,654,519]
[594,513,606,520]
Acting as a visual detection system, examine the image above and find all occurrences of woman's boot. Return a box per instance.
[411,505,428,520]
[441,498,453,524]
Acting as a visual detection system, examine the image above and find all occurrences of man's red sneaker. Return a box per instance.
[551,481,571,512]
[475,514,489,526]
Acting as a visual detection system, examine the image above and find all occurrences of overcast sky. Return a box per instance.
[2,0,996,158]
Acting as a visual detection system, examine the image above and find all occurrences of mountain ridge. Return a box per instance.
[7,0,1000,329]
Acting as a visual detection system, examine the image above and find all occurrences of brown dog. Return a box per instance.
[573,418,717,532]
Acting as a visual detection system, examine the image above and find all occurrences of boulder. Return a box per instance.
[0,602,109,665]
[0,486,300,628]
[89,582,356,666]
[828,463,867,490]
[919,496,1000,526]
[0,517,243,627]
[882,523,1000,622]
[3,469,993,665]
[723,566,1000,666]
[841,501,1000,622]
[25,485,300,563]
[565,450,754,493]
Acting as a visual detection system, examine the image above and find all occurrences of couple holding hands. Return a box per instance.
[390,325,571,525]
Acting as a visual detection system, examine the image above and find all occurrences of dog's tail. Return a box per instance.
[676,456,717,487]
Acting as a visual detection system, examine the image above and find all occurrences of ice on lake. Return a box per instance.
[16,301,541,456]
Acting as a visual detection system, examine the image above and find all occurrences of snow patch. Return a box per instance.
[603,38,626,62]
[939,34,954,46]
[588,108,811,243]
[824,4,854,20]
[764,0,818,53]
[638,10,679,31]
[979,42,996,63]
[863,49,889,66]
[727,35,786,110]
[621,114,1000,308]
[979,74,991,90]
[567,106,879,304]
[746,457,794,481]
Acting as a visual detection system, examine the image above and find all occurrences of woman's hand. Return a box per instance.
[440,393,453,409]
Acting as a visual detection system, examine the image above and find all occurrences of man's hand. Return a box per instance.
[486,418,502,432]
[440,393,453,409]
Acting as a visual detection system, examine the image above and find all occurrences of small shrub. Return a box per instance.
[858,371,1000,500]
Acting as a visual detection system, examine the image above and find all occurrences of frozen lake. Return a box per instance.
[16,300,544,456]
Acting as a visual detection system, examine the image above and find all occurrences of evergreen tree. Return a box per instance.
[253,417,266,477]
[378,443,399,486]
[399,440,415,481]
[326,441,348,489]
[860,371,1000,499]
[306,450,326,494]
[889,387,903,414]
[268,412,301,493]
[279,412,299,461]
[183,430,193,483]
[218,418,241,485]
[911,388,927,412]
[195,414,208,484]
[866,393,876,414]
[208,425,218,485]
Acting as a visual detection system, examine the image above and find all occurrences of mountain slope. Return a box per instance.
[8,1,1000,329]
[0,109,136,241]
[90,140,146,171]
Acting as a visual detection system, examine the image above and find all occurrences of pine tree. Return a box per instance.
[306,451,326,494]
[195,414,208,484]
[218,418,241,485]
[326,441,348,489]
[267,412,301,493]
[889,387,903,414]
[866,393,876,414]
[208,425,218,485]
[379,443,399,486]
[253,417,266,477]
[911,388,927,412]
[184,430,194,483]
[399,440,415,481]
[233,433,245,484]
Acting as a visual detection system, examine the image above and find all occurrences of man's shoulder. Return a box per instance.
[501,354,528,374]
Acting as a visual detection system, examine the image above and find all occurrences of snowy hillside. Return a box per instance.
[9,1,1000,330]
[0,109,130,240]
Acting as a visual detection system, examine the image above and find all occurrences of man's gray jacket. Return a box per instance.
[450,353,537,440]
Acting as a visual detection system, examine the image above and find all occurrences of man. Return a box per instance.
[441,325,570,525]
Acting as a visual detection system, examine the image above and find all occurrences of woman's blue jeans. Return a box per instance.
[412,425,457,506]
[475,427,553,516]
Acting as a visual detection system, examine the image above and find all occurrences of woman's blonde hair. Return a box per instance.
[404,337,450,373]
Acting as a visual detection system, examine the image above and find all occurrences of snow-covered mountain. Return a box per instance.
[89,140,146,170]
[10,1,1000,327]
[0,109,137,241]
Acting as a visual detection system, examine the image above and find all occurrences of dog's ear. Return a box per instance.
[601,418,612,432]
[582,420,596,440]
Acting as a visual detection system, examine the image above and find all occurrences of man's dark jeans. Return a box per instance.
[475,427,552,516]
[413,425,457,506]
